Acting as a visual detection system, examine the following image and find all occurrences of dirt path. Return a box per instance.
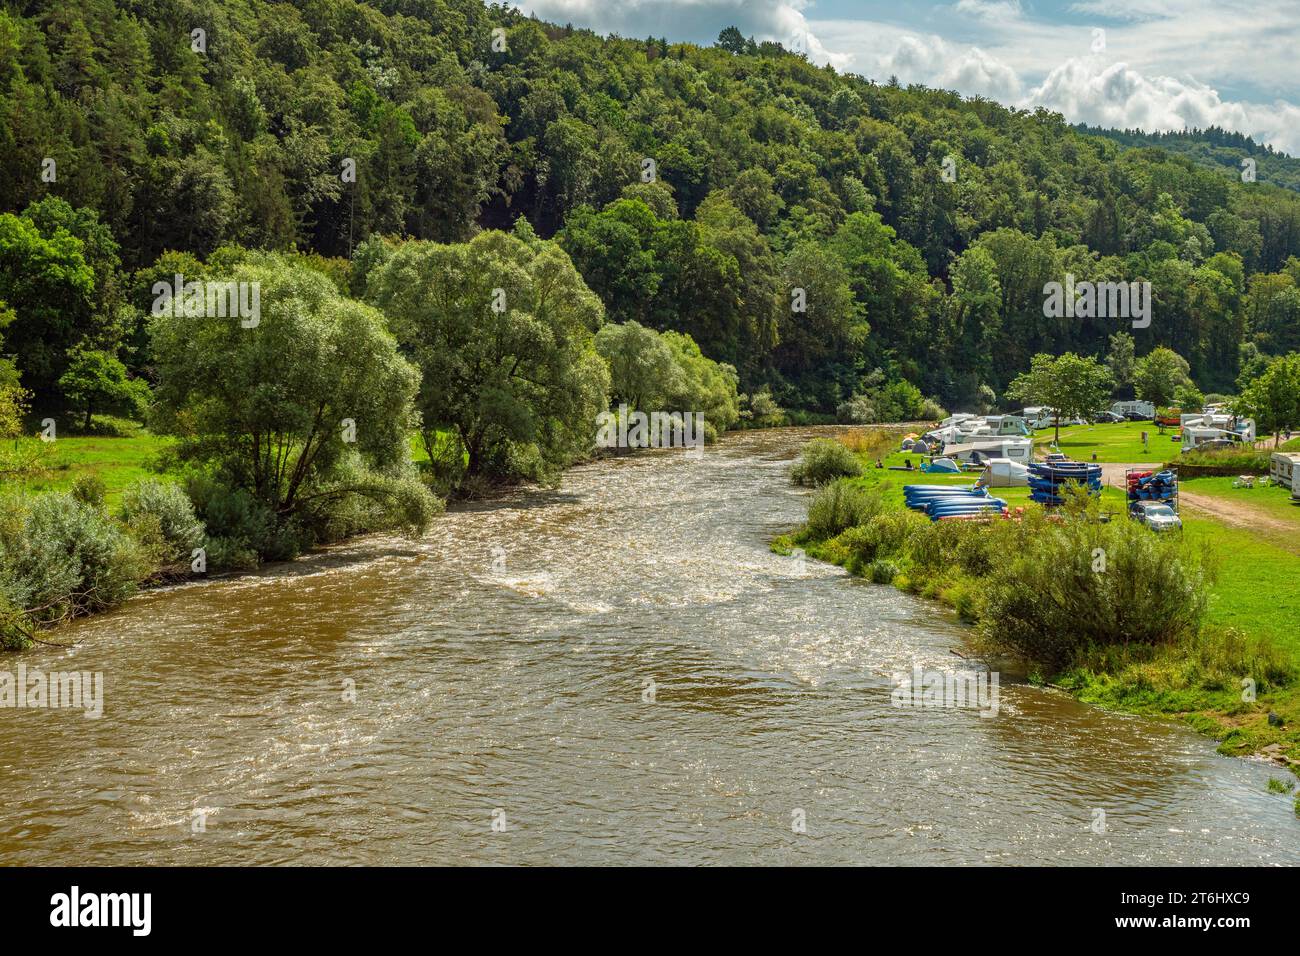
[1103,461,1300,549]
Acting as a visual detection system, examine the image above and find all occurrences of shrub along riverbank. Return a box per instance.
[775,430,1300,775]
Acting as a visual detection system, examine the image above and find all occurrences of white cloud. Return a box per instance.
[881,34,1022,101]
[1028,58,1300,154]
[953,0,1024,22]
[514,0,851,68]
[817,17,1300,154]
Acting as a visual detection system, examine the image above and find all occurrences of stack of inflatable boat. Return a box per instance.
[1027,460,1102,505]
[904,484,1007,521]
[1127,470,1178,501]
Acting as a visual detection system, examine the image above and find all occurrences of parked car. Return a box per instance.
[1130,501,1183,532]
[1124,411,1150,422]
[1094,411,1124,423]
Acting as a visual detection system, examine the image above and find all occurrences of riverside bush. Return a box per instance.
[70,475,107,508]
[838,510,927,571]
[976,516,1212,670]
[184,477,299,567]
[805,480,883,538]
[791,438,862,486]
[867,559,900,584]
[0,492,148,647]
[118,479,205,564]
[299,456,442,543]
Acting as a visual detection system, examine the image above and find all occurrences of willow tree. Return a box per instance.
[365,224,609,482]
[149,252,436,540]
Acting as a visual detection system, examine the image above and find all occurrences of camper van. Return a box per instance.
[1111,400,1155,420]
[1271,452,1300,490]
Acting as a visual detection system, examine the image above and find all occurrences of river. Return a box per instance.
[1,427,1295,865]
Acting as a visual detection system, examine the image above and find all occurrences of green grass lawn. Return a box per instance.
[1030,420,1180,463]
[8,428,452,509]
[1181,475,1300,527]
[9,431,175,507]
[1182,517,1300,654]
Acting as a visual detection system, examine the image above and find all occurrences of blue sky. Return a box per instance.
[510,0,1300,153]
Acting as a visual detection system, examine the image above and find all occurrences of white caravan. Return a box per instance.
[1271,452,1300,490]
[944,438,1033,464]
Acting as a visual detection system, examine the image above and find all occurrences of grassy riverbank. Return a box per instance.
[776,428,1300,776]
[8,430,175,507]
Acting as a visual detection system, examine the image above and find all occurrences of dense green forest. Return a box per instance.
[4,0,1300,421]
[1075,123,1300,195]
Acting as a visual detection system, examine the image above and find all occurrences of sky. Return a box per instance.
[507,0,1300,155]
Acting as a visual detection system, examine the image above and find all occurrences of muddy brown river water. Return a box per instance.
[0,427,1295,864]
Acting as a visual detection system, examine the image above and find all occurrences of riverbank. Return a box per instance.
[775,427,1300,783]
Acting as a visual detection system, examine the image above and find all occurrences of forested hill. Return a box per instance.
[4,0,1300,415]
[1074,123,1300,194]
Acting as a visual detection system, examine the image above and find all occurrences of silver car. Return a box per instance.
[1131,501,1182,532]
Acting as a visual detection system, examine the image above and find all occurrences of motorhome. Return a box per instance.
[1271,452,1300,490]
[981,415,1031,437]
[1111,400,1155,419]
[943,438,1033,464]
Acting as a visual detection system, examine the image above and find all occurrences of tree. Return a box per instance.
[595,321,681,411]
[1006,352,1114,442]
[716,26,748,55]
[366,226,610,482]
[58,348,150,430]
[1105,332,1136,395]
[1134,347,1193,408]
[947,247,1002,392]
[1236,353,1300,446]
[1173,382,1205,412]
[659,330,741,436]
[776,242,865,408]
[0,212,97,405]
[149,253,436,538]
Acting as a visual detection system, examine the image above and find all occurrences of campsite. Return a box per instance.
[780,412,1300,770]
